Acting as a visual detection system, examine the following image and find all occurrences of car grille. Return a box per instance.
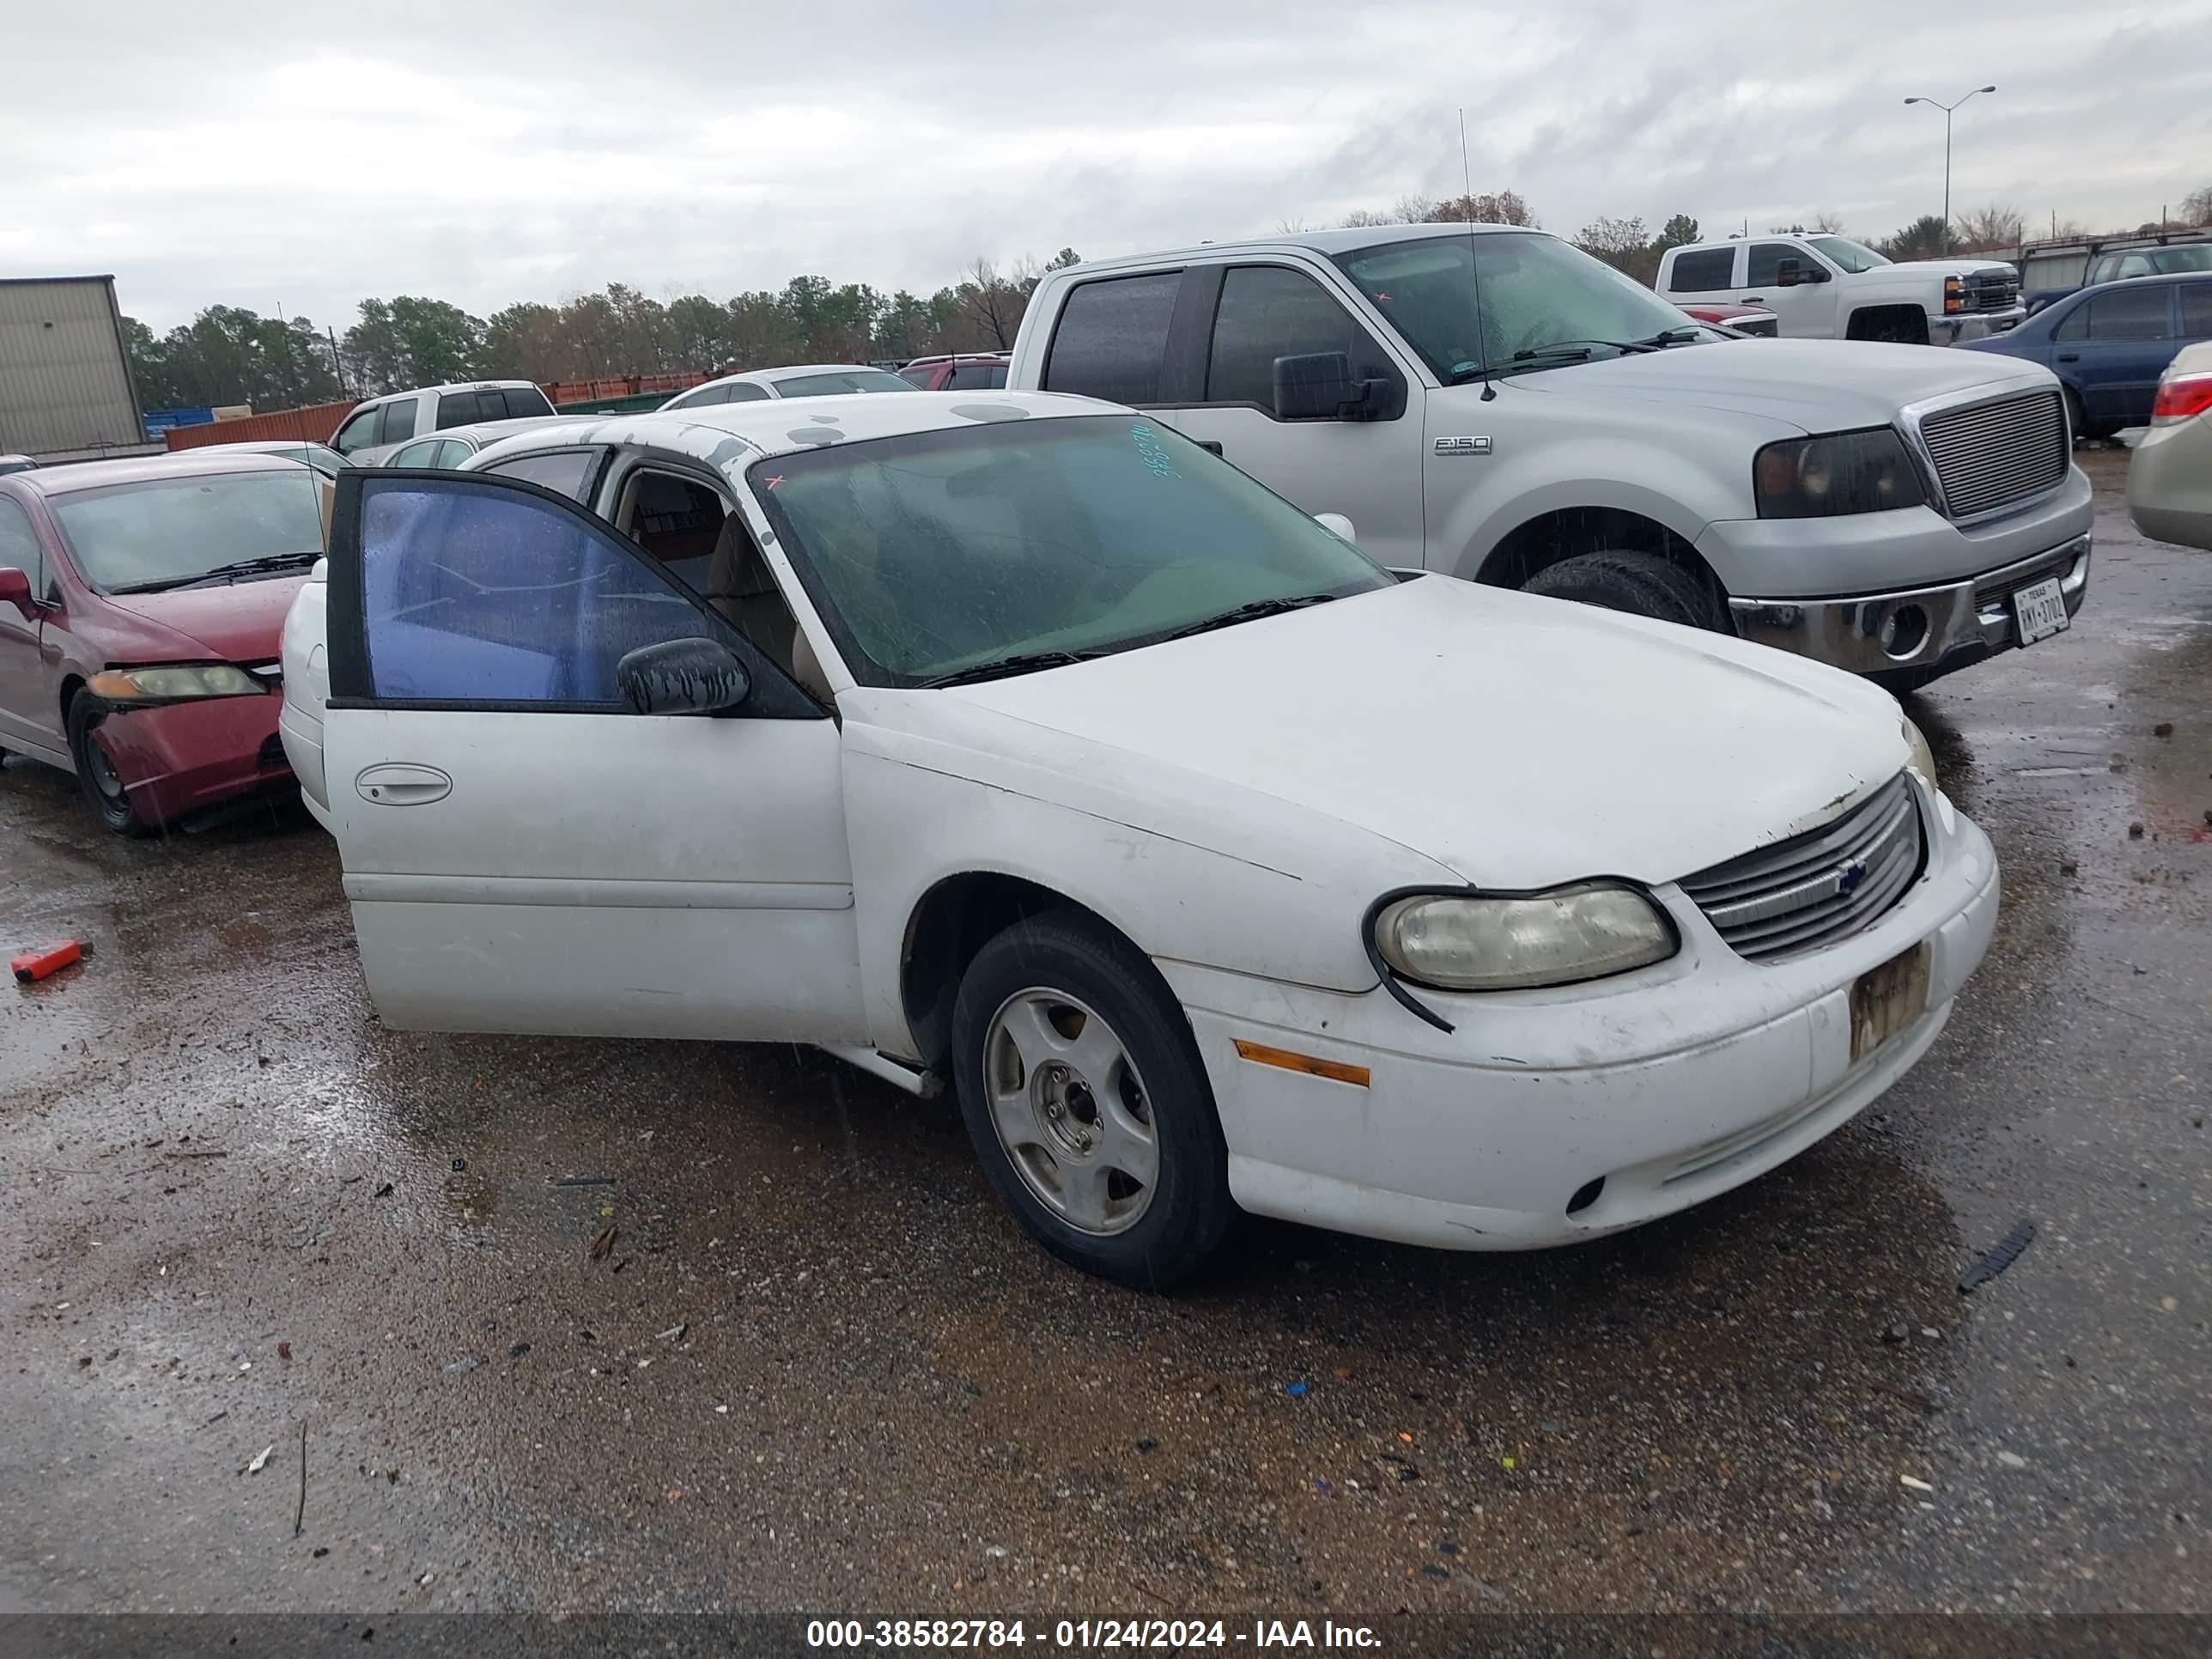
[1919,389,2069,519]
[1679,775,1924,963]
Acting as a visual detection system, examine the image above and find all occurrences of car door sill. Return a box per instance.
[342,873,854,910]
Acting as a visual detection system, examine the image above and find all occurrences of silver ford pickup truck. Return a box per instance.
[1007,223,2092,688]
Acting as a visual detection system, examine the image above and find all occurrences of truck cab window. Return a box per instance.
[1042,272,1182,404]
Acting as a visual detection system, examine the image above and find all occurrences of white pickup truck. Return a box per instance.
[1007,223,2090,689]
[1656,233,2025,346]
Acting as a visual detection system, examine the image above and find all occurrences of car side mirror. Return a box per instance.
[1273,352,1387,422]
[1314,512,1357,545]
[617,637,751,716]
[0,568,32,611]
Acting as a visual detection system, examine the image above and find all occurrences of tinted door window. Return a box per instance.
[2112,255,2154,281]
[2087,288,2175,342]
[671,384,732,409]
[1744,243,1803,285]
[2181,283,2212,337]
[479,448,603,501]
[724,382,771,403]
[1206,265,1396,416]
[1667,247,1737,291]
[946,363,1008,389]
[434,392,483,428]
[0,498,45,599]
[332,407,384,454]
[1042,272,1182,403]
[355,478,721,705]
[437,440,474,468]
[389,439,446,468]
[378,398,421,444]
[2054,303,2089,342]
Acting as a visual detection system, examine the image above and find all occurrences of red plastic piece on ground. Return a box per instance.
[10,940,82,983]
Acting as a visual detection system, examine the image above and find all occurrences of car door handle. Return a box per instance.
[1196,440,1224,455]
[2057,351,2080,362]
[1739,295,1763,303]
[356,763,452,805]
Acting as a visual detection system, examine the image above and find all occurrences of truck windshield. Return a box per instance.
[750,414,1392,686]
[1808,236,1890,273]
[52,471,326,592]
[1332,232,1709,380]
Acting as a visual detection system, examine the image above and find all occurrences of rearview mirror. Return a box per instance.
[1273,352,1387,422]
[0,568,32,611]
[617,637,752,715]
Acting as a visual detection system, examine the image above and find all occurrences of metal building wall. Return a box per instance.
[0,276,146,458]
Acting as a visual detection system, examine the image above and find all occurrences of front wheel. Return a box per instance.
[67,690,152,837]
[1522,550,1729,632]
[951,910,1234,1287]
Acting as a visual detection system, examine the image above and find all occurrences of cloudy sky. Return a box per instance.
[7,0,2210,333]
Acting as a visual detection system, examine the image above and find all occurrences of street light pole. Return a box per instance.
[1903,86,1996,242]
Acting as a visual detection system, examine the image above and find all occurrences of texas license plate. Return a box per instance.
[1850,941,1931,1061]
[2012,575,2069,646]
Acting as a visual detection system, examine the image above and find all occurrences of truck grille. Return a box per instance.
[1960,270,2019,313]
[1919,389,2069,519]
[1680,775,1924,963]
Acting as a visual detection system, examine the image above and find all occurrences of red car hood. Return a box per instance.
[97,575,307,662]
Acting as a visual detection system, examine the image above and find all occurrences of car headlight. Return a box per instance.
[1754,429,1927,518]
[1371,883,1678,993]
[88,664,265,704]
[1902,714,1937,787]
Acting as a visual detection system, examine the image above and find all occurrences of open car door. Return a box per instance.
[318,467,865,1042]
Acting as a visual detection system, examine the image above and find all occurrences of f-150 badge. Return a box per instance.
[1434,435,1492,454]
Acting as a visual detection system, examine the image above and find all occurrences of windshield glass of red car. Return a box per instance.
[52,472,327,593]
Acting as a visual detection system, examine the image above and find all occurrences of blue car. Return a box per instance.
[1960,272,2212,440]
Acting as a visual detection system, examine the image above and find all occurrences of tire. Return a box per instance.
[950,908,1234,1288]
[66,690,153,837]
[1522,550,1729,632]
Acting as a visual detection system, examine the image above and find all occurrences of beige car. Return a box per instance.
[2130,341,2212,550]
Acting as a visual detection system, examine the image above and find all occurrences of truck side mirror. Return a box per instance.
[1273,352,1387,422]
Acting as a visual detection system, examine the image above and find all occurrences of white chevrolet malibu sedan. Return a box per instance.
[278,392,1999,1285]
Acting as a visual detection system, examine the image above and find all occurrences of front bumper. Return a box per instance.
[1156,781,1998,1252]
[1728,531,2091,678]
[1931,306,2026,345]
[94,691,293,825]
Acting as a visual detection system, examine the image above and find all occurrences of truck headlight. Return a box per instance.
[1753,429,1927,518]
[1372,883,1678,993]
[88,664,265,704]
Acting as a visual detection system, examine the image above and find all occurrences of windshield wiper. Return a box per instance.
[109,552,321,594]
[1449,341,1639,385]
[1626,325,1703,349]
[1157,592,1341,642]
[920,648,1108,689]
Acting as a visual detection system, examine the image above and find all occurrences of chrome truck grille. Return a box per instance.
[1680,775,1924,962]
[1918,389,2069,519]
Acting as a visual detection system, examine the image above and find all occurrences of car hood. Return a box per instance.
[96,574,307,662]
[1880,258,2018,279]
[942,575,1909,890]
[1512,337,2052,434]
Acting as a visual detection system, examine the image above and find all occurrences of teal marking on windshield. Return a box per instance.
[1129,422,1180,480]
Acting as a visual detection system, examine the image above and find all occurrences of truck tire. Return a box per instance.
[1846,307,1930,346]
[2063,385,2115,443]
[951,908,1235,1288]
[1522,551,1729,633]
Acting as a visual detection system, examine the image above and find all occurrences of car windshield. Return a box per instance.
[750,414,1393,686]
[52,471,326,592]
[2153,246,2212,274]
[1332,232,1710,379]
[1808,236,1890,273]
[774,368,917,398]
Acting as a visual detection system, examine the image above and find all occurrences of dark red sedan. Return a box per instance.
[0,452,326,835]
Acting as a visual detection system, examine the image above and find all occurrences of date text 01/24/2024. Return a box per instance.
[805,1619,1382,1650]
